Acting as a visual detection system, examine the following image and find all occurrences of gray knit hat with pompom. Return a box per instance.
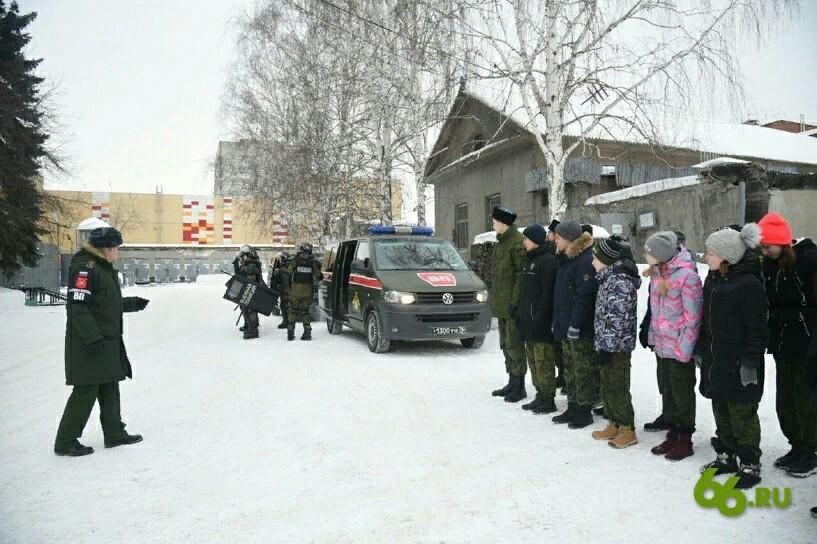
[705,223,761,265]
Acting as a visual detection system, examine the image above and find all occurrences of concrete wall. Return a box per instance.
[769,189,817,238]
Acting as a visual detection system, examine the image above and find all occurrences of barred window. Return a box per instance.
[454,204,468,249]
[485,193,501,231]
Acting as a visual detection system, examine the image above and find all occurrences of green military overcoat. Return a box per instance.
[491,226,526,319]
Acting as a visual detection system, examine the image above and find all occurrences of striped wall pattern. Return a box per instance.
[223,197,233,243]
[92,192,110,221]
[183,196,215,244]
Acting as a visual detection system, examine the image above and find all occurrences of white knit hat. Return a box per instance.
[705,223,761,264]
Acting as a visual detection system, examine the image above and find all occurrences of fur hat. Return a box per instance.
[522,224,547,246]
[673,230,687,245]
[705,223,762,265]
[491,206,517,226]
[547,219,560,233]
[88,227,123,248]
[593,237,624,266]
[644,231,678,263]
[554,219,583,242]
[581,224,593,235]
[758,212,793,246]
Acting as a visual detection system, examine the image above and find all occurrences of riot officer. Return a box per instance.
[272,251,292,330]
[233,245,264,339]
[286,243,323,341]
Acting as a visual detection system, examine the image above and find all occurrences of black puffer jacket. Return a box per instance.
[697,250,769,404]
[762,238,817,357]
[516,241,559,343]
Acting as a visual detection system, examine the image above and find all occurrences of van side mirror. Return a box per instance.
[468,260,478,271]
[351,259,368,273]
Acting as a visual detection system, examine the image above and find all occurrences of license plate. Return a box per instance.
[431,326,466,336]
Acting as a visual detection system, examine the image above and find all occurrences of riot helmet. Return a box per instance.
[298,243,313,255]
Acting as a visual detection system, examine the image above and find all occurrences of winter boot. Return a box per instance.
[243,326,259,339]
[786,450,817,478]
[568,405,593,429]
[592,421,619,441]
[277,320,289,329]
[552,403,577,424]
[287,329,295,341]
[239,324,247,332]
[522,392,544,411]
[104,433,143,449]
[665,432,694,461]
[492,374,513,397]
[700,438,738,475]
[54,440,94,457]
[734,458,762,489]
[651,428,679,455]
[644,414,670,432]
[504,375,527,403]
[811,506,817,519]
[301,328,312,341]
[774,447,801,470]
[532,397,557,414]
[610,426,638,449]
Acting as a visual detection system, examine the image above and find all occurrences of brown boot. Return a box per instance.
[592,421,619,441]
[651,428,678,455]
[610,426,638,449]
[665,432,694,461]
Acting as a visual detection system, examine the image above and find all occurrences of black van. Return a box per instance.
[319,226,492,353]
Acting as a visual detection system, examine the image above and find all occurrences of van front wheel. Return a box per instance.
[460,335,485,349]
[366,310,391,353]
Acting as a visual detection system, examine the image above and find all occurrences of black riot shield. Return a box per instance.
[223,274,276,316]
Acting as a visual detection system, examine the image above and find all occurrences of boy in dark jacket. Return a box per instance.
[590,237,641,448]
[551,219,598,428]
[516,225,560,414]
[697,224,768,489]
[757,212,817,477]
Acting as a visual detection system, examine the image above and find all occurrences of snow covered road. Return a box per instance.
[1,275,815,543]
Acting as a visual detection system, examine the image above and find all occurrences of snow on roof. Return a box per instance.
[691,157,749,170]
[585,175,701,206]
[77,217,111,230]
[434,136,520,175]
[472,224,610,245]
[461,89,817,166]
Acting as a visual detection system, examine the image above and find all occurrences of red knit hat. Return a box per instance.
[758,212,793,246]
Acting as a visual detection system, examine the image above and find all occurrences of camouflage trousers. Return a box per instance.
[525,341,557,398]
[713,401,762,461]
[775,353,817,451]
[498,318,527,377]
[288,291,313,331]
[657,357,697,434]
[599,352,635,427]
[562,337,598,407]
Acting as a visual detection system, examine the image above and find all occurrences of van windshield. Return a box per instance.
[374,238,469,271]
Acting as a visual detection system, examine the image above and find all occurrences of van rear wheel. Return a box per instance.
[366,310,391,353]
[460,335,485,349]
[326,316,343,334]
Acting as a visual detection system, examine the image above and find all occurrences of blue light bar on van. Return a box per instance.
[368,226,434,236]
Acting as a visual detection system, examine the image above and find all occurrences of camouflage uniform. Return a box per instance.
[287,249,323,335]
[525,342,557,400]
[563,338,597,406]
[491,227,527,377]
[713,402,762,460]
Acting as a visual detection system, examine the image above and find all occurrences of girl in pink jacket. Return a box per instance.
[643,231,703,461]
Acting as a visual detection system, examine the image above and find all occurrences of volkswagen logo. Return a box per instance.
[442,293,454,305]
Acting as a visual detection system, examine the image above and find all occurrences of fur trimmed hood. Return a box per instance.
[562,231,594,259]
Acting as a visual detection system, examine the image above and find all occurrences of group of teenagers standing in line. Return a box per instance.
[487,206,817,514]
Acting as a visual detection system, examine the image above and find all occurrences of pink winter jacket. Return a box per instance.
[647,249,703,363]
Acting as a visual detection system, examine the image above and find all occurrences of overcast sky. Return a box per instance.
[24,0,817,196]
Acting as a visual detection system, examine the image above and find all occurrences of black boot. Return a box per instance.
[734,460,762,489]
[522,392,544,411]
[287,329,295,341]
[532,397,558,414]
[492,374,513,397]
[243,326,259,339]
[568,405,594,429]
[593,404,605,416]
[644,414,670,432]
[700,437,739,475]
[104,433,143,449]
[552,402,576,424]
[301,328,312,341]
[786,449,817,478]
[773,447,800,470]
[504,375,527,403]
[239,324,247,332]
[277,319,289,330]
[54,440,94,457]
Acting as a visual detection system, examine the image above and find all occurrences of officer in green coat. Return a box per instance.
[489,206,528,402]
[54,227,149,457]
[286,243,323,341]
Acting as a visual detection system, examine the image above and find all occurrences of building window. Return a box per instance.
[454,204,469,249]
[472,133,486,152]
[540,190,548,207]
[485,193,501,231]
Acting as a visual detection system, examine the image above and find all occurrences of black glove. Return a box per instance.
[87,339,104,355]
[134,297,149,311]
[509,304,519,321]
[638,323,650,349]
[596,350,613,365]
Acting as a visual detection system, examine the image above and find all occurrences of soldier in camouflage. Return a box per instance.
[286,243,323,341]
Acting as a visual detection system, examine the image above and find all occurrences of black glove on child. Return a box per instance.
[134,297,149,311]
[638,323,650,349]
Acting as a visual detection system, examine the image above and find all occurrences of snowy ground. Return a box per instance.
[1,272,815,544]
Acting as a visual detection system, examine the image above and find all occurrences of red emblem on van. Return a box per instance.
[417,272,457,287]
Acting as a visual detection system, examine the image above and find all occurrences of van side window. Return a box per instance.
[355,241,370,261]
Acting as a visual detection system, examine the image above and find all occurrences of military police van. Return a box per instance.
[319,226,492,353]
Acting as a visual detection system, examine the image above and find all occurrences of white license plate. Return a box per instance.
[431,326,466,336]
